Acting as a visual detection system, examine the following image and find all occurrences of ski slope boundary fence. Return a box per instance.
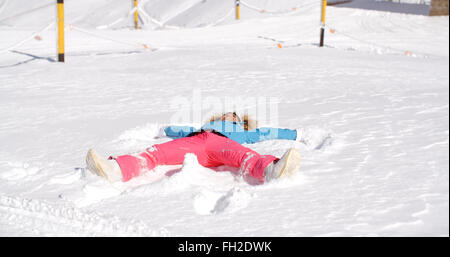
[0,0,432,63]
[0,0,323,62]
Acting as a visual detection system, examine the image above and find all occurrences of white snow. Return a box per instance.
[0,0,448,236]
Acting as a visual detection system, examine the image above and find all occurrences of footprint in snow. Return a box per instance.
[193,187,254,215]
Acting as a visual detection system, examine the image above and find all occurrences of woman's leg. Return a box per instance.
[203,132,279,182]
[111,132,211,181]
[112,131,278,182]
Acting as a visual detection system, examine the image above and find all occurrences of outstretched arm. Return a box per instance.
[163,125,197,139]
[244,127,298,143]
[257,127,298,141]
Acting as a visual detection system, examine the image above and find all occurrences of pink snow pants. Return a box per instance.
[111,131,279,182]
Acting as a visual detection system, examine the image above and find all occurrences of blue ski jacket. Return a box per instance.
[164,120,297,144]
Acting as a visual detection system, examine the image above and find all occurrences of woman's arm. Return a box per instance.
[164,125,197,139]
[244,127,298,143]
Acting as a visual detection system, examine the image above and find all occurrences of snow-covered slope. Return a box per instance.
[0,0,320,29]
[0,0,448,236]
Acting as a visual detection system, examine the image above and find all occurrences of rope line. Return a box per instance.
[97,3,234,30]
[325,24,434,57]
[68,25,154,51]
[96,6,138,30]
[239,0,318,15]
[138,6,235,29]
[97,0,319,30]
[0,22,54,55]
[137,6,182,29]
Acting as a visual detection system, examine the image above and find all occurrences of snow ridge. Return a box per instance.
[0,194,169,236]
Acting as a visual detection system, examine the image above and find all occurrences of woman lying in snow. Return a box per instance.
[86,112,318,183]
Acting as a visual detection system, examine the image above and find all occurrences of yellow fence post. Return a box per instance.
[134,0,139,29]
[319,0,327,47]
[57,0,64,62]
[236,0,240,20]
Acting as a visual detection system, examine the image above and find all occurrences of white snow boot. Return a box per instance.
[86,149,123,182]
[263,148,301,182]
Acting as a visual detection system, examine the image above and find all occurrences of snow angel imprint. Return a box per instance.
[86,112,311,183]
